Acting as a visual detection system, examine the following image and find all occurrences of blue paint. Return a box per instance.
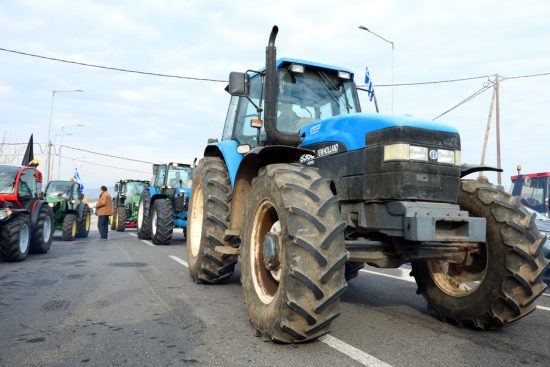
[208,140,243,188]
[299,113,458,151]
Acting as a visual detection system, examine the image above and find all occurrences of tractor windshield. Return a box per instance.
[167,166,193,189]
[276,68,359,134]
[123,181,149,199]
[45,181,73,199]
[512,176,549,215]
[0,165,19,194]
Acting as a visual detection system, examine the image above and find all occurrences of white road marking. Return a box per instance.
[127,232,155,246]
[360,269,415,283]
[321,335,392,367]
[167,254,392,366]
[169,255,188,268]
[363,267,550,313]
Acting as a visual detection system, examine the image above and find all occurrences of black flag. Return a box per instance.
[21,134,34,166]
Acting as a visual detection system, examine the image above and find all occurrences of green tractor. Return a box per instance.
[187,26,547,343]
[111,179,150,232]
[45,180,91,241]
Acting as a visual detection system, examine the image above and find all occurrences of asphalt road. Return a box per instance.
[1,219,549,367]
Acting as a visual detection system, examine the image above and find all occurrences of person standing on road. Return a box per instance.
[96,185,113,240]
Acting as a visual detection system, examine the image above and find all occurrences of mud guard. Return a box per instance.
[30,200,46,227]
[228,145,313,234]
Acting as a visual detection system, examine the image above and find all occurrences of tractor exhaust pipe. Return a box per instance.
[264,26,301,147]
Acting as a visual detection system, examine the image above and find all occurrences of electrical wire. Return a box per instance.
[364,74,491,88]
[2,142,46,152]
[59,155,151,174]
[501,71,550,81]
[0,47,227,83]
[432,82,494,121]
[61,145,157,164]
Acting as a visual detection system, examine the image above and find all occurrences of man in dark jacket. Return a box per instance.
[96,185,113,240]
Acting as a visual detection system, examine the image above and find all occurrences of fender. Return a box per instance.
[228,145,312,234]
[204,140,242,188]
[30,200,45,227]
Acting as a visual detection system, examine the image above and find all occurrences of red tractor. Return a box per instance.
[0,163,54,261]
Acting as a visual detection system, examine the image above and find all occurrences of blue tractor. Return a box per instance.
[137,162,193,245]
[187,26,547,343]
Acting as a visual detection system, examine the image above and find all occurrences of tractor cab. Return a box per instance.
[224,59,360,149]
[510,171,550,216]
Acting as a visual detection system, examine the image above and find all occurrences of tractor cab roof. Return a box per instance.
[511,172,550,180]
[255,58,355,79]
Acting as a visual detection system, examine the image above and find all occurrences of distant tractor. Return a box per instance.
[137,162,193,245]
[187,26,548,343]
[111,179,150,232]
[510,166,550,216]
[44,180,91,241]
[0,163,54,261]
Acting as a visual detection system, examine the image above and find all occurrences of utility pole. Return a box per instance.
[495,74,502,185]
[480,85,496,170]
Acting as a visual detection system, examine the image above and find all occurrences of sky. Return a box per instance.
[1,0,549,190]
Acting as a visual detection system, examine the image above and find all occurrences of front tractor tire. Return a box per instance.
[62,213,78,241]
[241,164,348,343]
[137,191,152,240]
[151,199,174,245]
[412,179,548,329]
[115,206,126,232]
[187,157,237,283]
[0,214,31,262]
[76,205,91,238]
[30,205,54,253]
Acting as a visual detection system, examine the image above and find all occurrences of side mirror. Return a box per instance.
[228,72,250,97]
[114,183,119,192]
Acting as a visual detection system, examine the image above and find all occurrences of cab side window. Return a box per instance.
[18,169,37,208]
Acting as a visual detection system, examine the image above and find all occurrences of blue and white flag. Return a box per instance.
[73,166,84,192]
[365,66,375,102]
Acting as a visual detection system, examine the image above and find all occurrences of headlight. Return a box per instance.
[0,208,12,220]
[384,144,428,162]
[437,149,455,164]
[48,202,54,207]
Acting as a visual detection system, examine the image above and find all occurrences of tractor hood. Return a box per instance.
[299,113,458,151]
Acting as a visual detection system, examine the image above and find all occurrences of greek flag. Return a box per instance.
[365,66,375,102]
[73,166,84,192]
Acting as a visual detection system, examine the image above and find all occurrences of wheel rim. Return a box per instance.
[42,215,52,242]
[189,185,204,258]
[426,244,487,297]
[250,199,280,305]
[19,222,30,253]
[72,220,77,237]
[137,201,144,228]
[116,213,119,228]
[151,209,157,236]
[85,212,90,231]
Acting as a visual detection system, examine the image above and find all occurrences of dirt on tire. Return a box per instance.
[412,179,548,329]
[241,163,347,343]
[187,157,237,283]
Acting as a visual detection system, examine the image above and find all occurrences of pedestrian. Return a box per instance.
[96,185,113,240]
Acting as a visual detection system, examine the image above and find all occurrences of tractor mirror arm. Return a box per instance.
[460,164,503,178]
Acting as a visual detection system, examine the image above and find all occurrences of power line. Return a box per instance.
[0,47,227,83]
[432,82,494,121]
[3,142,46,152]
[366,75,491,88]
[61,145,157,164]
[501,71,550,81]
[60,155,151,174]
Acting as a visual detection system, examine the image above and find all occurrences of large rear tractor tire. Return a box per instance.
[412,180,548,329]
[137,191,152,240]
[110,210,117,230]
[30,205,54,253]
[0,214,31,261]
[62,213,78,241]
[151,199,174,245]
[187,157,237,283]
[241,164,348,343]
[76,205,91,238]
[115,206,126,232]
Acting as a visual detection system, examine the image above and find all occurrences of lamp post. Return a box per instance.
[56,124,84,179]
[358,26,394,113]
[46,89,84,184]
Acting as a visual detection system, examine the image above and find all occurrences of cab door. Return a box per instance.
[17,168,38,209]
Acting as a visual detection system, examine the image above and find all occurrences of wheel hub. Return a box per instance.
[263,232,280,271]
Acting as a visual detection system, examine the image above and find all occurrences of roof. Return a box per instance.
[255,57,355,78]
[511,172,550,180]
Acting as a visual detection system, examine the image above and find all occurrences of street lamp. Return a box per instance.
[358,25,394,113]
[56,124,84,179]
[46,90,84,183]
